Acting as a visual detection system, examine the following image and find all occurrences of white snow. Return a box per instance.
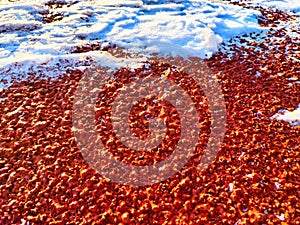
[0,0,262,79]
[252,0,300,14]
[271,104,300,126]
[274,181,281,190]
[0,50,145,90]
[229,183,233,192]
[246,174,254,179]
[0,0,262,62]
[0,0,299,90]
[20,218,30,225]
[276,213,285,221]
[238,151,245,160]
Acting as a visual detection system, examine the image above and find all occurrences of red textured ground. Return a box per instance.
[0,4,300,225]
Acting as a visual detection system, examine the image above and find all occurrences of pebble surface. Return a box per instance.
[0,2,299,225]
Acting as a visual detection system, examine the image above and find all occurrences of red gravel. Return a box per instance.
[0,4,300,225]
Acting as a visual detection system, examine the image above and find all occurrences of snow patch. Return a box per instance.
[276,213,285,221]
[271,104,300,126]
[229,183,234,192]
[0,0,261,66]
[254,0,300,14]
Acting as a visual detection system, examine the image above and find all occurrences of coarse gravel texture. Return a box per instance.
[0,1,300,225]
